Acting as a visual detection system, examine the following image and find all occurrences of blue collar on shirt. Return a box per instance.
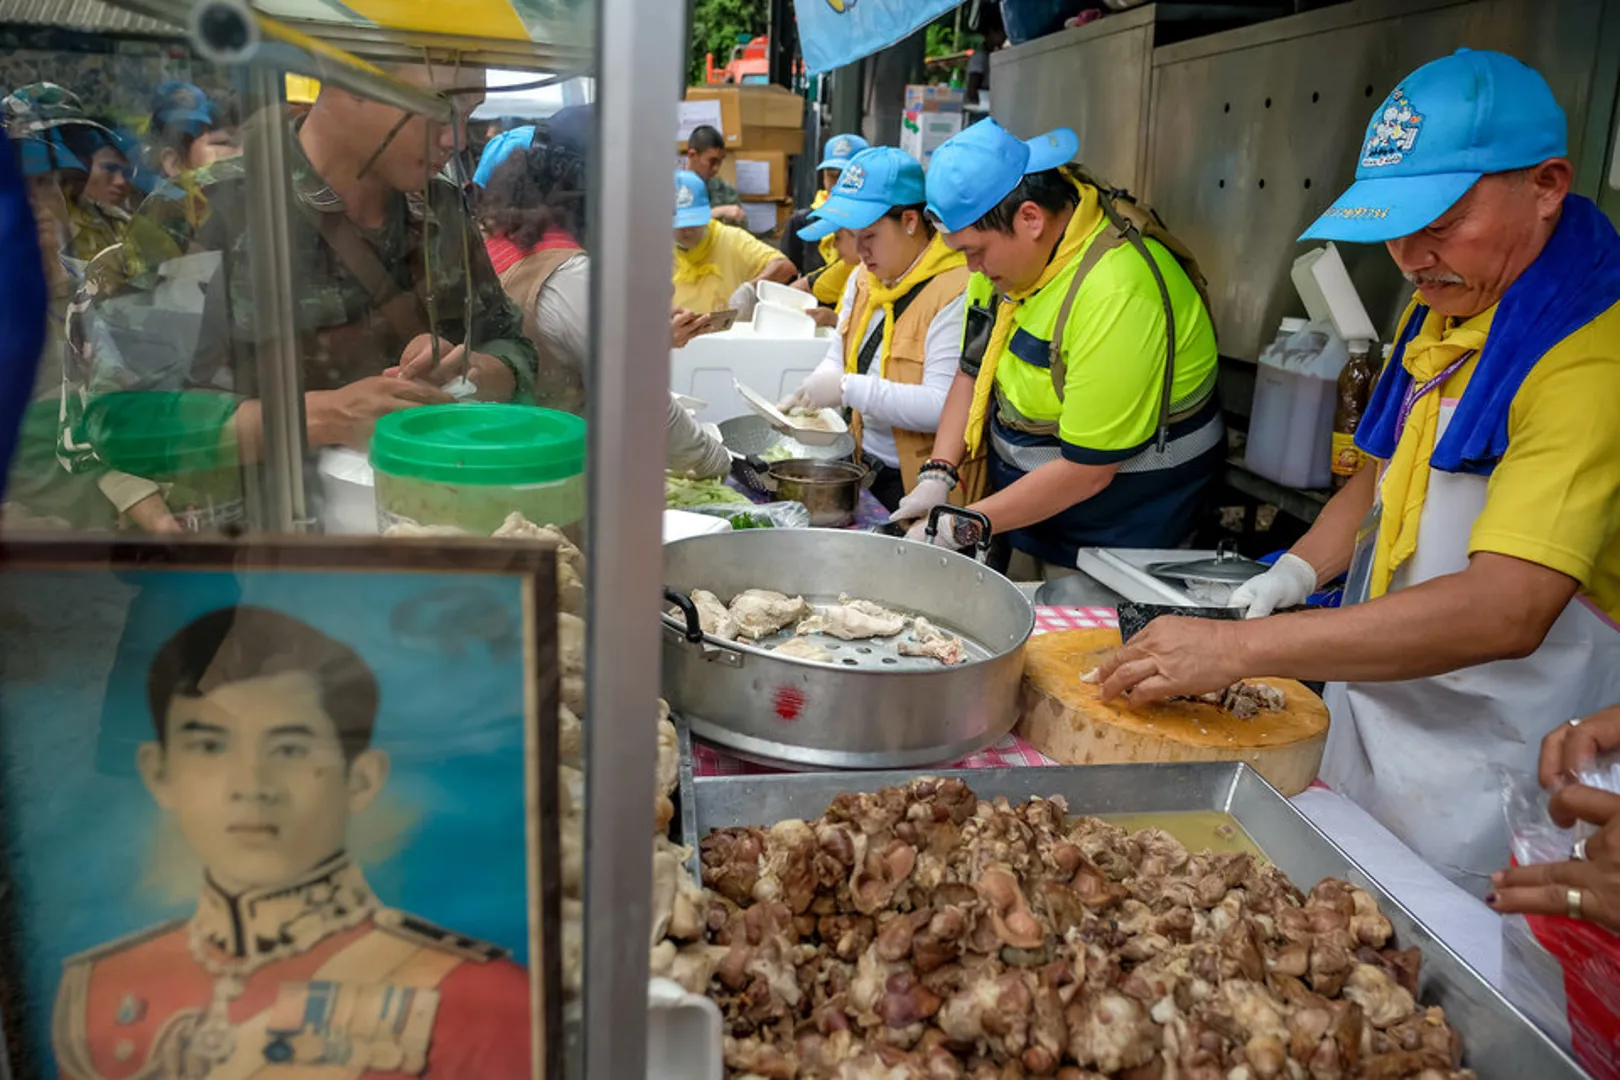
[1355,194,1620,475]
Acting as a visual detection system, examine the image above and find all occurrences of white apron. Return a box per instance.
[1320,401,1620,896]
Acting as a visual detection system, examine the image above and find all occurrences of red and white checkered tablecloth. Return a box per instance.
[689,605,1118,777]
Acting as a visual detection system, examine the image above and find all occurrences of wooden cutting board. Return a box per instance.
[1017,628,1329,796]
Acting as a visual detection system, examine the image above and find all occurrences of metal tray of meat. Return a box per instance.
[687,762,1584,1080]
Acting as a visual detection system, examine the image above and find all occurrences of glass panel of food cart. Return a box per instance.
[0,5,641,1075]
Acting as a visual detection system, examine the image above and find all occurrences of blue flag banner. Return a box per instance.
[796,0,960,75]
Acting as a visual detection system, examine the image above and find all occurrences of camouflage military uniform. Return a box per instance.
[61,115,539,518]
[186,115,538,400]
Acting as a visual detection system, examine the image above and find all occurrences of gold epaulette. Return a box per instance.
[373,909,510,963]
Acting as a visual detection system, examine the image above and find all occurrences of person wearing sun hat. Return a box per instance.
[778,146,969,510]
[670,168,795,315]
[1098,49,1620,896]
[893,116,1220,574]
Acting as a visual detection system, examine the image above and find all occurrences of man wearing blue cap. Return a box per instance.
[671,169,795,315]
[1101,50,1620,894]
[895,117,1220,576]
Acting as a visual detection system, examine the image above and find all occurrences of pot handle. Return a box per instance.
[859,463,876,491]
[663,588,706,643]
[926,505,994,559]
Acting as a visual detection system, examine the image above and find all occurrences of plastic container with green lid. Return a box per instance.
[370,404,587,536]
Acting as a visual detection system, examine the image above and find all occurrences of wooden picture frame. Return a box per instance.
[0,534,561,1080]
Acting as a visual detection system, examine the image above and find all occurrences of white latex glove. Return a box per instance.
[729,282,758,321]
[889,476,951,526]
[904,515,958,549]
[796,363,845,410]
[1230,552,1317,618]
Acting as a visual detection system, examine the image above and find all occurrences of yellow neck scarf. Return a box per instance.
[1368,305,1494,597]
[672,220,723,286]
[811,189,841,268]
[963,177,1104,459]
[842,235,966,378]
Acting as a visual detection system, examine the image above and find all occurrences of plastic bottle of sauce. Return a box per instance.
[1331,341,1376,489]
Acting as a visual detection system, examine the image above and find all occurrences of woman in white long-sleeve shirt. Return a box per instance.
[477,110,731,480]
[782,147,968,511]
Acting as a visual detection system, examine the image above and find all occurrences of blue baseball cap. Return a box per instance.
[924,118,1079,233]
[674,169,712,229]
[816,132,870,172]
[474,125,534,187]
[798,147,926,242]
[1301,50,1567,243]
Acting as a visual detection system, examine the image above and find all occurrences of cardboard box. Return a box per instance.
[904,84,965,114]
[739,198,794,237]
[684,85,804,149]
[900,109,964,167]
[732,151,789,198]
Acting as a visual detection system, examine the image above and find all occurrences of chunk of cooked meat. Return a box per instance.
[798,594,910,640]
[690,781,1464,1079]
[774,636,835,662]
[1180,681,1288,719]
[898,618,966,665]
[729,589,812,640]
[692,588,739,640]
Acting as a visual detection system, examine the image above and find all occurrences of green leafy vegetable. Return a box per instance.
[728,512,774,530]
[666,474,751,509]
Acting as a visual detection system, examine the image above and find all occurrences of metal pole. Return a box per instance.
[582,0,682,1075]
[101,0,455,122]
[767,0,796,89]
[241,70,310,533]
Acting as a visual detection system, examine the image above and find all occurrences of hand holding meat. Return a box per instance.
[1098,616,1248,705]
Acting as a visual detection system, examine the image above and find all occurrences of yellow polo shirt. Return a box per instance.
[671,222,781,313]
[1393,299,1620,620]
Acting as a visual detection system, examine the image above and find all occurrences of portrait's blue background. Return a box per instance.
[0,567,531,1072]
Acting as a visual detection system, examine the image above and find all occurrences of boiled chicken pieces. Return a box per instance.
[773,636,834,663]
[729,589,812,641]
[691,588,739,640]
[897,617,966,666]
[797,594,908,640]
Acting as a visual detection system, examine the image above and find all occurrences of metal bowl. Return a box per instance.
[765,459,870,527]
[718,415,855,462]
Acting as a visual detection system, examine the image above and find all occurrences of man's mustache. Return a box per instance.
[1404,270,1466,288]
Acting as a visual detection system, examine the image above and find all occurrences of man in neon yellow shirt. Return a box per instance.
[894,118,1221,575]
[1101,50,1620,895]
[670,170,795,314]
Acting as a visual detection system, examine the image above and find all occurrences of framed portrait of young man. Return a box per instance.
[0,535,562,1080]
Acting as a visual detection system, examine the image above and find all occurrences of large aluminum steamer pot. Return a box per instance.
[662,528,1034,768]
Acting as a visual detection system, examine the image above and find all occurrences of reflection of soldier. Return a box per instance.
[52,606,530,1079]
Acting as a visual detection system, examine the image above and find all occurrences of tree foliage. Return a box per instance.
[688,0,770,85]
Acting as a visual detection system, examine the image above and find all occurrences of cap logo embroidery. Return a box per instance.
[839,163,866,193]
[1361,88,1424,168]
[676,184,695,209]
[832,138,851,156]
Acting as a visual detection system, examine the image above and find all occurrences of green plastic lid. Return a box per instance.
[370,404,586,486]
